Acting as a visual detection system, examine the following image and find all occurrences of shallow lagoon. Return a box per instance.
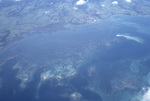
[0,15,150,101]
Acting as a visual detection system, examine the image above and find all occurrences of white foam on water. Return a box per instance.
[116,34,144,43]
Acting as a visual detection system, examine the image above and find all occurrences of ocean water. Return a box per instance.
[0,15,150,101]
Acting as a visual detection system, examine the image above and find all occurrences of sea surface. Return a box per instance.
[0,15,150,101]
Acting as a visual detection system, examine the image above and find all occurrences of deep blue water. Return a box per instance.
[0,15,150,101]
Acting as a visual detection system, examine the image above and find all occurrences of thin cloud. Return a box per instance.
[112,1,118,5]
[76,0,87,5]
[116,34,144,43]
[142,87,150,101]
[125,0,132,3]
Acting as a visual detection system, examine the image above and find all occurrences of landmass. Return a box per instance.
[0,0,150,49]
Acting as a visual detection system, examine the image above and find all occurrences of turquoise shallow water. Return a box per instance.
[0,15,150,101]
